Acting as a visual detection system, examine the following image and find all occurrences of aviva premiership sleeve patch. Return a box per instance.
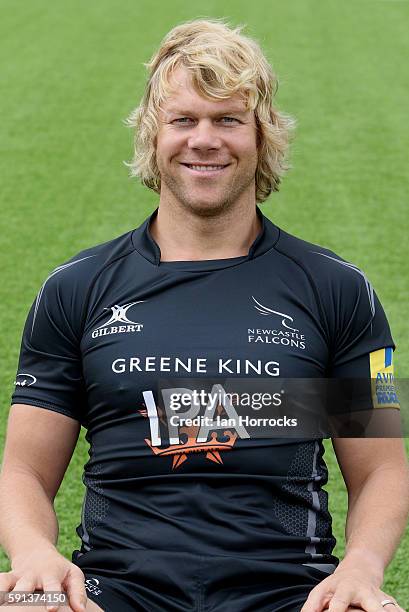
[370,347,400,409]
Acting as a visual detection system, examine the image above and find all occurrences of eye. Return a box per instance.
[219,117,240,124]
[172,117,194,125]
[172,116,240,126]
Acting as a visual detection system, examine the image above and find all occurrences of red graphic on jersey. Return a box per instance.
[138,403,237,469]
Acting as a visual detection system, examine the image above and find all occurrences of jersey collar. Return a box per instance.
[131,206,279,267]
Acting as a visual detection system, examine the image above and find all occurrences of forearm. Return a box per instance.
[339,465,409,582]
[0,469,59,562]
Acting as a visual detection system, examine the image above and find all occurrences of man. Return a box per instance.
[1,18,408,612]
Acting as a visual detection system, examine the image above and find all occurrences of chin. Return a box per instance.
[183,198,233,217]
[162,176,237,216]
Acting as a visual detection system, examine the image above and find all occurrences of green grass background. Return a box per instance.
[1,0,408,606]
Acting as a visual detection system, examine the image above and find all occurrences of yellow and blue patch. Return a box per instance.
[369,347,399,409]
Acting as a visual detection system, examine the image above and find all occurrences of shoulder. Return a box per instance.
[270,226,380,339]
[274,227,372,296]
[39,229,135,294]
[29,230,136,339]
[275,228,354,274]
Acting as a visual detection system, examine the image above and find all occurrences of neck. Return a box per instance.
[149,199,262,262]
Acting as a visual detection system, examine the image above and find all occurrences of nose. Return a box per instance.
[187,119,222,151]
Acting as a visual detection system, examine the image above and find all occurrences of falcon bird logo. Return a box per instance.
[251,296,299,332]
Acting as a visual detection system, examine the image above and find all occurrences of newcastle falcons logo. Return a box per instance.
[251,296,299,332]
[92,301,145,339]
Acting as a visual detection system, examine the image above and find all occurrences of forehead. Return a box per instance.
[160,66,250,115]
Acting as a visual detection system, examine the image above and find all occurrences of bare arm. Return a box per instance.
[0,403,80,560]
[302,435,409,611]
[332,436,409,580]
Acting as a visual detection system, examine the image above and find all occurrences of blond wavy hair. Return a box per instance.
[124,18,296,203]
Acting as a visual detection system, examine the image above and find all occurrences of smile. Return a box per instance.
[181,163,230,175]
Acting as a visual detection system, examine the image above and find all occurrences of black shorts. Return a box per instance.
[72,548,334,612]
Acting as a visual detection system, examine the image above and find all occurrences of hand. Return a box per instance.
[0,546,87,612]
[300,565,405,612]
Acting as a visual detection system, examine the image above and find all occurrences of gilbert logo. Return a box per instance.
[92,301,145,339]
[85,578,102,596]
[14,373,37,387]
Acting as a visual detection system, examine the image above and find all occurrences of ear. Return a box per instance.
[152,121,160,150]
[255,114,262,149]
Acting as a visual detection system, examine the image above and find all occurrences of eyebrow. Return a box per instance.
[165,107,248,117]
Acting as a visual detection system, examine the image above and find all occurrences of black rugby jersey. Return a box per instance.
[11,206,395,569]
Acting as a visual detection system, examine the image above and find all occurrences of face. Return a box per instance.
[155,66,259,217]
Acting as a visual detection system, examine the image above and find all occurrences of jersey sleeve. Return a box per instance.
[325,261,398,414]
[11,262,89,425]
[330,284,395,378]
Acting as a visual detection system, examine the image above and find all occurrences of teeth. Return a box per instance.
[187,164,226,171]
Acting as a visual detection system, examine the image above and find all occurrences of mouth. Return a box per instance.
[180,163,231,176]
